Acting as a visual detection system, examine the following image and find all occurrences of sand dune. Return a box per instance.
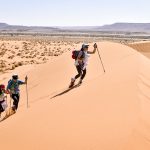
[128,41,150,58]
[0,42,150,150]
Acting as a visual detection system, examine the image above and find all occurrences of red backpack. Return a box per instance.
[72,50,85,59]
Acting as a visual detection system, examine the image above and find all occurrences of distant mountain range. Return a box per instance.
[98,23,150,32]
[0,23,58,32]
[0,22,150,33]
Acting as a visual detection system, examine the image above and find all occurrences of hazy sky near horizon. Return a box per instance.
[0,0,150,26]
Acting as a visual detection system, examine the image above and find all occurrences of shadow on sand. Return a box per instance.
[50,84,81,99]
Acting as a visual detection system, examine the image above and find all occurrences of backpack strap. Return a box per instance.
[78,50,85,59]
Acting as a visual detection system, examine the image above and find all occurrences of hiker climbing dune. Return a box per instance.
[69,43,98,88]
[6,74,28,114]
[0,84,8,118]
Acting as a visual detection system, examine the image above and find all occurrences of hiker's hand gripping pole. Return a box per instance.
[25,76,29,108]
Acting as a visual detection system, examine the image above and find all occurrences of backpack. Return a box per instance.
[72,50,85,60]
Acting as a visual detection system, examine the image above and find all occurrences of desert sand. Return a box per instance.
[128,41,150,58]
[0,41,150,150]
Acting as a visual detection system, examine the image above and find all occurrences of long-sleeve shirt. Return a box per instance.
[7,80,25,94]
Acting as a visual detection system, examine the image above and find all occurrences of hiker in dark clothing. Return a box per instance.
[7,74,28,113]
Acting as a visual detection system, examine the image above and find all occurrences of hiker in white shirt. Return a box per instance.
[69,43,97,88]
[0,84,8,118]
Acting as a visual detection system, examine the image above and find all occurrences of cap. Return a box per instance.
[0,84,5,89]
[82,43,89,49]
[12,74,18,80]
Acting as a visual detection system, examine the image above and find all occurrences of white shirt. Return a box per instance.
[0,92,5,102]
[75,51,90,69]
[83,51,90,68]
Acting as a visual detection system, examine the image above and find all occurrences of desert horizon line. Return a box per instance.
[1,22,150,27]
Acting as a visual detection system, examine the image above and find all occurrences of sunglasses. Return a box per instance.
[85,46,89,48]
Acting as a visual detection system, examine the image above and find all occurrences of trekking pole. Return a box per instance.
[9,95,12,115]
[26,76,29,108]
[4,95,7,116]
[96,44,106,73]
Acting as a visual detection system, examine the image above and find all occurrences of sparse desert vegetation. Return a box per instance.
[0,33,150,73]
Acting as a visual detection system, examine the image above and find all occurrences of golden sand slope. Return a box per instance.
[128,41,150,58]
[0,42,150,150]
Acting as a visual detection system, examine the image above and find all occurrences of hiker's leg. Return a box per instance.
[11,94,17,110]
[15,94,20,110]
[0,104,3,113]
[0,102,4,116]
[0,101,4,111]
[81,68,86,80]
[70,65,82,88]
[75,65,82,79]
[12,94,20,110]
[0,103,4,118]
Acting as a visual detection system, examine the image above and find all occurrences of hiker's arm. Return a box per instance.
[87,48,96,54]
[5,90,10,94]
[6,85,11,94]
[87,43,97,54]
[6,82,11,92]
[19,76,28,85]
[19,80,26,85]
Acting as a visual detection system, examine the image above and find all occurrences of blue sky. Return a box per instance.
[0,0,150,26]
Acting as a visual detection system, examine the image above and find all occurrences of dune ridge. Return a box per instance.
[0,42,150,150]
[128,41,150,58]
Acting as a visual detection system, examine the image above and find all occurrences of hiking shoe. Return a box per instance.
[10,107,16,115]
[69,81,75,88]
[12,106,16,111]
[78,79,82,85]
[69,78,75,88]
[10,109,16,115]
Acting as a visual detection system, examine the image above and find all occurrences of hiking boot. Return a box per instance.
[10,106,16,115]
[10,109,16,115]
[69,78,75,88]
[12,106,16,111]
[78,79,82,85]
